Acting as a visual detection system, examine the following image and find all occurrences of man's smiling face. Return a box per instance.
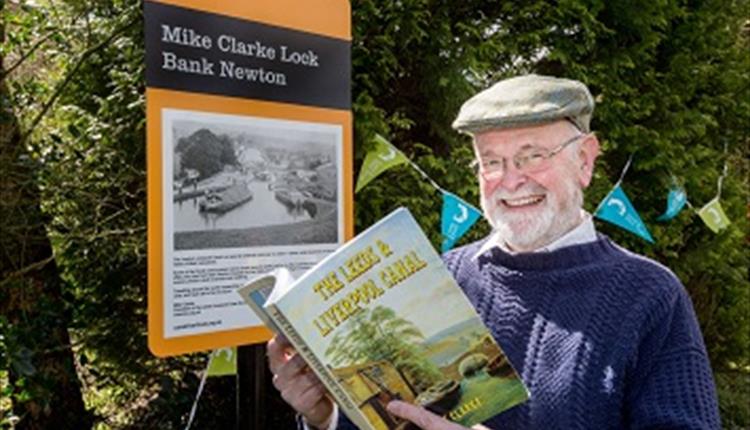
[474,120,599,251]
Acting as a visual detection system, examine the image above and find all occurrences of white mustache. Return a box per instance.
[492,185,547,200]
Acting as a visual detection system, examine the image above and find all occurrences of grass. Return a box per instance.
[449,373,527,426]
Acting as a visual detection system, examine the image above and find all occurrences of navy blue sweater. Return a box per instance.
[332,235,720,429]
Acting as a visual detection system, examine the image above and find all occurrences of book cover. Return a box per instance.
[239,208,528,429]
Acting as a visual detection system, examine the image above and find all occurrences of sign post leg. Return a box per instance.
[238,344,296,429]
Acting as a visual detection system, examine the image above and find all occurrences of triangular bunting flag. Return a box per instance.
[441,192,482,252]
[355,134,409,192]
[656,186,687,222]
[595,185,654,243]
[697,198,731,233]
[207,347,237,376]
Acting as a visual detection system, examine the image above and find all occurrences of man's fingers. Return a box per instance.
[300,395,335,429]
[266,334,291,373]
[275,353,309,385]
[278,374,333,428]
[265,334,334,429]
[286,378,328,413]
[387,401,468,430]
[274,360,321,394]
[387,401,441,429]
[273,354,325,399]
[271,373,282,391]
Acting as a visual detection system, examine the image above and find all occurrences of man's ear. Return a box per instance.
[576,133,599,188]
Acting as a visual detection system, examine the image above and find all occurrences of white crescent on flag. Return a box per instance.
[707,207,723,225]
[453,203,469,223]
[607,198,627,217]
[379,146,397,161]
[215,347,234,361]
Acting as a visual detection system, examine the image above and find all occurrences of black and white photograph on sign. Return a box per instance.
[165,110,342,251]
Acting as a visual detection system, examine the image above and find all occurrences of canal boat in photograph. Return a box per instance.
[274,189,306,209]
[199,182,253,213]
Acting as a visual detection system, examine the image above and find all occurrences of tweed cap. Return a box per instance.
[452,74,594,134]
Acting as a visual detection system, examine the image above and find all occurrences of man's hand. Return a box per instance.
[387,401,467,430]
[267,334,334,429]
[387,401,491,430]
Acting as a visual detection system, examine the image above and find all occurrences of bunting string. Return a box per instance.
[694,143,732,233]
[184,348,238,430]
[594,154,635,216]
[184,138,736,425]
[357,134,736,243]
[615,153,634,187]
[354,133,455,196]
[355,134,483,250]
[184,355,210,430]
[716,141,729,200]
[184,137,738,426]
[405,157,445,193]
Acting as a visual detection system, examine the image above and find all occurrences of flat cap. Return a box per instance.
[452,74,594,134]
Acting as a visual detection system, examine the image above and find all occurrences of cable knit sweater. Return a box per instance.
[332,235,720,429]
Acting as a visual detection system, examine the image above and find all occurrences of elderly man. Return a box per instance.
[267,74,721,429]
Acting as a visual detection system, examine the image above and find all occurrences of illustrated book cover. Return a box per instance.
[238,207,528,430]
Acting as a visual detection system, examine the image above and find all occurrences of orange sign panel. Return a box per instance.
[146,0,352,356]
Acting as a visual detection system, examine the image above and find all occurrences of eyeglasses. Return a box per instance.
[471,133,587,181]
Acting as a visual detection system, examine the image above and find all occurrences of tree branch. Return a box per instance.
[19,14,139,143]
[0,31,56,82]
[0,254,55,288]
[1,8,91,82]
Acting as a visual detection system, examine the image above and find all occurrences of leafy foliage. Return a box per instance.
[1,0,747,427]
[325,306,443,391]
[175,129,238,180]
[716,368,750,429]
[351,0,750,369]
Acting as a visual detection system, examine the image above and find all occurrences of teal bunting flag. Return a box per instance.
[441,192,482,252]
[656,186,687,221]
[595,185,655,243]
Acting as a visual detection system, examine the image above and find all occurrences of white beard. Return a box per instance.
[482,177,583,251]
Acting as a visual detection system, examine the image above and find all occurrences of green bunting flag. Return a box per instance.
[207,347,237,376]
[697,198,731,233]
[355,134,409,192]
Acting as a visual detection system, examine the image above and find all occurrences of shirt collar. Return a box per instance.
[472,211,597,259]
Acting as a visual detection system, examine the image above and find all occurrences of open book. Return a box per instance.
[238,208,527,430]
